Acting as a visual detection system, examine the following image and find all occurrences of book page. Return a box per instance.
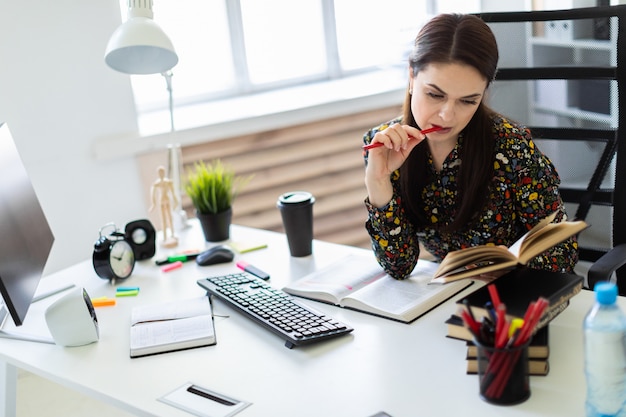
[508,212,556,258]
[342,260,472,321]
[434,245,516,278]
[431,260,518,283]
[131,296,212,325]
[131,315,215,350]
[283,254,386,304]
[517,220,588,264]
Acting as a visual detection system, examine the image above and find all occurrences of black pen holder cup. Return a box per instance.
[475,340,530,405]
[276,191,315,257]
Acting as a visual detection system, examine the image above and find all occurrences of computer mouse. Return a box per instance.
[196,245,235,266]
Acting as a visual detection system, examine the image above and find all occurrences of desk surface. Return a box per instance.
[0,221,602,417]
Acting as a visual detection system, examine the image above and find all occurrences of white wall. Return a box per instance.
[0,1,147,274]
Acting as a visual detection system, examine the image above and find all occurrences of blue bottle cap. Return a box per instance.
[594,282,618,305]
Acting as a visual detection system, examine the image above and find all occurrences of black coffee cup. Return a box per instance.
[276,191,315,257]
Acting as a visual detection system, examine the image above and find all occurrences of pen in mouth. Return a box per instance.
[362,125,443,151]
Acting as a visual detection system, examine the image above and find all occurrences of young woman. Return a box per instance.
[363,13,578,280]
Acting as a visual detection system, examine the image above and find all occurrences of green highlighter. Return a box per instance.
[116,287,139,297]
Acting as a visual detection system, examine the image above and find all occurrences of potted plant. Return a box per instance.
[185,159,251,241]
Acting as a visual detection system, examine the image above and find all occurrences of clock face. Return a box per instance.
[109,240,135,279]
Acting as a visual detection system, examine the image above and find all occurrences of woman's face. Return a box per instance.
[410,62,488,147]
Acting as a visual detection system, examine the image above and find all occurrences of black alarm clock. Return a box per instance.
[125,219,156,260]
[92,223,135,282]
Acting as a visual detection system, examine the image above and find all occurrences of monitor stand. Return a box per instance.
[0,303,54,344]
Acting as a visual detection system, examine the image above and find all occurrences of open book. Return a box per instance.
[130,295,216,358]
[431,212,588,283]
[282,254,473,323]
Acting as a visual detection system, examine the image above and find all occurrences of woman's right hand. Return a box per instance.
[365,124,425,207]
[367,124,425,174]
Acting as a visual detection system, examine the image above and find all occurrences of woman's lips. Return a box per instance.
[430,125,451,134]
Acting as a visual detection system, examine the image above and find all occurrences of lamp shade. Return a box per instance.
[104,0,178,75]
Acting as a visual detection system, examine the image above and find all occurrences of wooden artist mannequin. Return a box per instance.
[149,165,179,248]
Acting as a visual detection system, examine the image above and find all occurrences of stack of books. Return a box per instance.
[444,266,584,376]
[466,325,550,375]
[446,314,551,376]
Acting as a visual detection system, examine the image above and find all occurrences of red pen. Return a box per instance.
[362,126,443,151]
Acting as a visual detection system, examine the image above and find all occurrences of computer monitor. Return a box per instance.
[0,122,55,331]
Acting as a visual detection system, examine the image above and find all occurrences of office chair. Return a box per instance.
[477,5,626,294]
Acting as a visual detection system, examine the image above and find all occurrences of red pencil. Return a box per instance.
[487,283,502,309]
[362,126,443,150]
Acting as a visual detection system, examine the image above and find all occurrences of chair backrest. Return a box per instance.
[476,5,626,290]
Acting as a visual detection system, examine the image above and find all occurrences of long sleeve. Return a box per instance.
[363,117,421,280]
[503,135,579,272]
[364,172,420,280]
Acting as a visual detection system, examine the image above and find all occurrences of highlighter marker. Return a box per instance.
[236,261,270,280]
[155,253,201,265]
[91,297,116,307]
[168,253,200,262]
[115,289,139,297]
[117,286,140,292]
[161,261,183,273]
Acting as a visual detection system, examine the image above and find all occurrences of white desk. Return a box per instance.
[0,221,604,416]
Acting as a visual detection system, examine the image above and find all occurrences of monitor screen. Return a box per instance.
[0,123,54,326]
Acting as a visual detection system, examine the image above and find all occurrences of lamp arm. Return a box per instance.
[162,70,174,132]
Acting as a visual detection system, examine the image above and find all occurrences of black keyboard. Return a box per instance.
[197,273,353,348]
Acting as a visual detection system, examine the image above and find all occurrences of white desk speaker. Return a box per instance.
[45,287,99,347]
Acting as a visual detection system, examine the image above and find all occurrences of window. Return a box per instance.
[241,0,328,85]
[119,0,481,125]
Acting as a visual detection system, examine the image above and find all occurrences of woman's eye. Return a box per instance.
[462,99,478,105]
[426,91,443,99]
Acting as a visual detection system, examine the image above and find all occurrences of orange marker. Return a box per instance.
[91,297,116,307]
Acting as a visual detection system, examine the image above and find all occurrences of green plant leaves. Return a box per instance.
[184,159,252,215]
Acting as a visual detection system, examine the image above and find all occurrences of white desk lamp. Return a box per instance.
[105,0,188,230]
[104,0,178,75]
[104,0,178,133]
[104,0,178,132]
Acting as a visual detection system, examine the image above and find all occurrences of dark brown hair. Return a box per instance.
[400,13,499,231]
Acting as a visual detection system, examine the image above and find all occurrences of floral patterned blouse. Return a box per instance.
[363,115,579,280]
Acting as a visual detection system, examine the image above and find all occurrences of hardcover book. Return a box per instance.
[462,322,551,377]
[452,266,582,329]
[466,325,550,359]
[466,358,550,376]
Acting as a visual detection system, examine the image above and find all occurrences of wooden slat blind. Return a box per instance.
[136,105,402,249]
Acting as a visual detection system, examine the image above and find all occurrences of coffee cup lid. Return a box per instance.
[277,191,315,206]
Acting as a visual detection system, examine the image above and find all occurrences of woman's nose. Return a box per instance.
[438,101,455,121]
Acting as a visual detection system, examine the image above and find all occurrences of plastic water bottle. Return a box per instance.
[584,282,626,417]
